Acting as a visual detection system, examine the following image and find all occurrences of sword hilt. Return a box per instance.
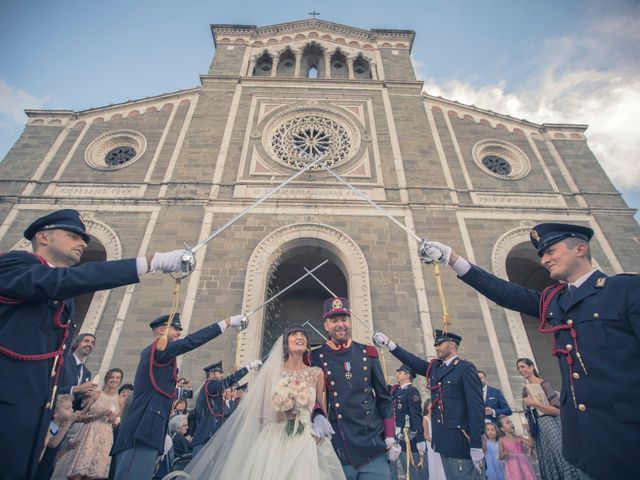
[170,245,196,280]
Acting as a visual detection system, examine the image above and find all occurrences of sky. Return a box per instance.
[1,0,639,220]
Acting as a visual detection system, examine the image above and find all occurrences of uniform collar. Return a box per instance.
[568,269,597,289]
[326,338,352,351]
[443,355,459,366]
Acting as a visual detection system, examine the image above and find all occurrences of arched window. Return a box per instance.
[330,50,348,78]
[254,52,273,76]
[353,55,372,79]
[308,66,318,78]
[301,43,325,78]
[277,48,296,77]
[74,236,107,332]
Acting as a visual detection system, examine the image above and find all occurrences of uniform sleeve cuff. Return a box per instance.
[451,256,472,276]
[136,257,148,277]
[217,320,228,333]
[384,417,395,438]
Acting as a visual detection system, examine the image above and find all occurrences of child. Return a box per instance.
[35,394,79,479]
[483,422,505,480]
[497,416,536,480]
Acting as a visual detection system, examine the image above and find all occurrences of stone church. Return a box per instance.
[1,19,638,409]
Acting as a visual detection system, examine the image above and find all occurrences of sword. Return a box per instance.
[173,150,331,278]
[302,319,327,341]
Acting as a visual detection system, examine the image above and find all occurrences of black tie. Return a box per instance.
[568,284,576,297]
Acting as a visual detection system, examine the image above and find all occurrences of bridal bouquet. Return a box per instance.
[272,376,312,436]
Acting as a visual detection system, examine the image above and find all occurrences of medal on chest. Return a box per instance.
[344,361,352,380]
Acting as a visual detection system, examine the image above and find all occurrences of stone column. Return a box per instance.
[370,62,378,80]
[324,51,331,78]
[347,57,354,79]
[247,57,256,77]
[271,53,279,77]
[294,51,302,77]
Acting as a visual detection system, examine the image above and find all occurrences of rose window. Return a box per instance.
[105,146,137,167]
[266,113,358,170]
[482,155,512,176]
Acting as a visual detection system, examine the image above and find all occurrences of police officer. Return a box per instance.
[191,359,260,455]
[111,312,247,480]
[418,223,640,480]
[390,365,427,480]
[374,330,485,480]
[310,297,400,480]
[0,208,187,480]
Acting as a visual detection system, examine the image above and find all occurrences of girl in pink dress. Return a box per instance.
[497,416,536,480]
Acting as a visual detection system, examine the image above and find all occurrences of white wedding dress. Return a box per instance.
[176,338,345,480]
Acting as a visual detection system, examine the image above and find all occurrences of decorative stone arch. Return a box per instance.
[491,222,604,365]
[235,223,373,367]
[10,213,123,335]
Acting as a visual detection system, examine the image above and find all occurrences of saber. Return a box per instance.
[244,259,329,322]
[176,150,331,276]
[302,319,327,341]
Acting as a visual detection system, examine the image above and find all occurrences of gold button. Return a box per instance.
[364,377,368,381]
[327,371,332,375]
[566,344,573,351]
[573,372,580,380]
[438,382,442,385]
[593,313,600,318]
[338,414,343,419]
[363,357,367,361]
[333,392,338,397]
[323,362,328,366]
[330,381,335,386]
[319,353,324,358]
[578,404,586,412]
[335,402,340,408]
[566,319,573,326]
[363,366,368,370]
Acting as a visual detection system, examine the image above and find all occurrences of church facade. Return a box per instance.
[1,19,638,407]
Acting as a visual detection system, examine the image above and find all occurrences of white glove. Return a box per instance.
[149,250,188,273]
[246,359,262,371]
[312,414,335,439]
[372,332,397,351]
[470,447,484,473]
[386,439,402,462]
[230,314,248,329]
[418,240,452,265]
[417,441,427,455]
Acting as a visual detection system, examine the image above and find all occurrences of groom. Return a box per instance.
[311,297,400,480]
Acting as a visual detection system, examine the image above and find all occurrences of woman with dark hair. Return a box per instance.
[63,368,123,480]
[182,326,345,479]
[516,358,581,480]
[172,398,188,417]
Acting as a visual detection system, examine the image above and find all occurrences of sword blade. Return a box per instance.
[302,319,327,341]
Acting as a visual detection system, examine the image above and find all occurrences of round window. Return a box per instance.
[105,146,137,167]
[481,155,512,176]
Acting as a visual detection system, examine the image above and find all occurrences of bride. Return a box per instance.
[176,326,346,480]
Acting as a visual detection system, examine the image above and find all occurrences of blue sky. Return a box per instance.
[1,0,639,219]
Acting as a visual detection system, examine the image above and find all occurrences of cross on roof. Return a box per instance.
[308,10,320,19]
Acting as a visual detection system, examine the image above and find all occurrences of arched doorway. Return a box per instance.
[261,244,347,357]
[505,242,562,388]
[73,235,107,331]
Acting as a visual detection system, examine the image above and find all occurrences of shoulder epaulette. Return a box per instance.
[365,345,379,358]
[309,344,323,351]
[616,272,638,276]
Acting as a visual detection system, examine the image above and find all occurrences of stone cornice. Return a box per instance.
[200,74,385,89]
[211,19,415,50]
[541,123,589,133]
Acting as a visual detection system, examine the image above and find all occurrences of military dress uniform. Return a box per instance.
[190,361,249,454]
[455,223,640,480]
[390,365,426,480]
[0,210,140,479]
[111,314,228,480]
[390,331,484,480]
[311,297,395,479]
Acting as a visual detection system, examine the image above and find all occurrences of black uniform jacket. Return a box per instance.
[391,383,425,452]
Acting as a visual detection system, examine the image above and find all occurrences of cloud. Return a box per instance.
[417,5,640,190]
[0,79,51,128]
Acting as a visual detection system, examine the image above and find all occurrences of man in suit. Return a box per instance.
[0,208,187,479]
[310,297,400,480]
[111,312,247,480]
[374,330,485,480]
[418,223,640,480]
[191,360,260,454]
[59,333,96,410]
[389,365,427,480]
[477,370,512,423]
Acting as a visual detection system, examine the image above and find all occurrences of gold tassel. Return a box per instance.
[156,279,182,351]
[434,263,450,333]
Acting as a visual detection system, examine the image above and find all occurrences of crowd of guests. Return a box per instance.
[33,332,247,480]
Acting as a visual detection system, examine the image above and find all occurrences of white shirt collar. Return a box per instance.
[73,353,84,366]
[444,355,459,366]
[569,269,597,289]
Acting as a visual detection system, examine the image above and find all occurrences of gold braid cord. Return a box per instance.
[433,263,450,333]
[402,425,425,478]
[156,279,182,351]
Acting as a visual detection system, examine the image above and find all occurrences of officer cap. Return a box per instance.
[24,209,91,243]
[323,297,351,319]
[433,329,462,346]
[530,223,593,256]
[397,364,416,379]
[149,313,183,330]
[237,383,248,392]
[204,361,223,374]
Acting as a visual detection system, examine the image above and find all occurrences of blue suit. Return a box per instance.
[112,323,225,457]
[0,250,139,479]
[390,346,484,460]
[190,368,248,449]
[58,351,92,410]
[483,385,511,423]
[460,265,640,480]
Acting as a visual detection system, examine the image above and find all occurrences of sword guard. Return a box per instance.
[170,245,196,280]
[234,317,249,332]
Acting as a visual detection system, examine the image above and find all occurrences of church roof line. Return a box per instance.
[211,19,415,50]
